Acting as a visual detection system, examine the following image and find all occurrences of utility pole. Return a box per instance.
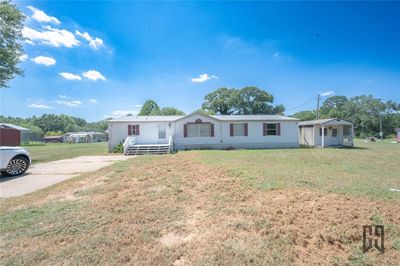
[379,116,383,141]
[316,94,321,119]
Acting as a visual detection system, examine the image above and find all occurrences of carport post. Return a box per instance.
[321,125,325,148]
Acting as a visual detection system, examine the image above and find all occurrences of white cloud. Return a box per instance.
[110,110,138,117]
[32,56,56,66]
[89,99,98,103]
[19,54,28,61]
[27,6,60,24]
[191,73,218,83]
[82,70,106,81]
[56,100,82,107]
[59,72,82,80]
[22,26,80,48]
[75,30,104,50]
[272,52,279,57]
[58,95,67,98]
[135,104,142,108]
[320,90,334,97]
[28,103,53,109]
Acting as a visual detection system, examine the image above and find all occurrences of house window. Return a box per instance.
[231,123,247,136]
[187,124,211,137]
[319,128,327,136]
[332,128,338,137]
[263,123,281,136]
[158,124,166,139]
[128,125,140,136]
[266,123,277,135]
[199,124,211,137]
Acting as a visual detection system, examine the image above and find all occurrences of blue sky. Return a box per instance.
[1,1,399,121]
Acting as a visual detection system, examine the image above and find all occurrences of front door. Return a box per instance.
[331,127,339,146]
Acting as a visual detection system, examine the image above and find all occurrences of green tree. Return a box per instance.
[160,107,185,115]
[342,95,398,137]
[202,87,237,115]
[202,86,284,115]
[235,86,281,115]
[314,95,399,137]
[0,0,25,87]
[292,110,316,121]
[139,100,161,115]
[319,96,349,118]
[193,109,216,115]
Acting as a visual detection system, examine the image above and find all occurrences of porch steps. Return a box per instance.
[124,144,171,155]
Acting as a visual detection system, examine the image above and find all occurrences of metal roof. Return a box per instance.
[298,118,352,126]
[109,115,184,122]
[0,123,30,131]
[109,113,298,123]
[211,115,299,121]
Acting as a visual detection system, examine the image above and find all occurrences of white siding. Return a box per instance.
[108,121,173,151]
[174,114,221,149]
[174,114,299,150]
[313,125,344,146]
[299,126,314,146]
[108,113,300,151]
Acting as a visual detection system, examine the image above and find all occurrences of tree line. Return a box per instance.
[1,89,399,139]
[139,89,399,138]
[292,95,400,137]
[138,86,285,116]
[0,114,108,137]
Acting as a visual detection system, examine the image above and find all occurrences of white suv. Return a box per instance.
[0,146,31,176]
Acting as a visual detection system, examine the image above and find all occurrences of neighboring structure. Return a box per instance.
[396,128,400,142]
[64,132,107,143]
[298,118,354,147]
[44,135,64,143]
[108,112,300,153]
[0,123,29,146]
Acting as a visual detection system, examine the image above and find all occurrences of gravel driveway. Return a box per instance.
[0,155,130,198]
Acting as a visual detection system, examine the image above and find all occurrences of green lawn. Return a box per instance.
[23,142,108,164]
[198,139,400,200]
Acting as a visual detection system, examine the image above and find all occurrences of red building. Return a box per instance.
[0,123,29,146]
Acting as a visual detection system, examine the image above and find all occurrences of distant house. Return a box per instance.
[107,112,300,153]
[0,123,29,146]
[64,132,107,143]
[44,135,64,143]
[298,118,354,147]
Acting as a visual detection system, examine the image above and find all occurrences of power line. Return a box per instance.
[285,96,318,113]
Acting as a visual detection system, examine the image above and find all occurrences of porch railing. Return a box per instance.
[122,135,174,154]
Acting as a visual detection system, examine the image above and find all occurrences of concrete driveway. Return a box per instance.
[0,155,130,198]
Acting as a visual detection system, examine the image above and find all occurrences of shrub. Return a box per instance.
[112,141,124,153]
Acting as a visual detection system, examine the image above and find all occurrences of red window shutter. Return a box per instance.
[136,125,140,135]
[244,123,248,136]
[211,124,214,137]
[276,123,281,136]
[184,124,187,138]
[263,123,267,136]
[230,123,234,136]
[128,125,132,136]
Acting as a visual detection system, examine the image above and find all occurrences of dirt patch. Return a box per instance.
[0,152,399,265]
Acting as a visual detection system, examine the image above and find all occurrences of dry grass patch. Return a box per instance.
[1,150,399,265]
